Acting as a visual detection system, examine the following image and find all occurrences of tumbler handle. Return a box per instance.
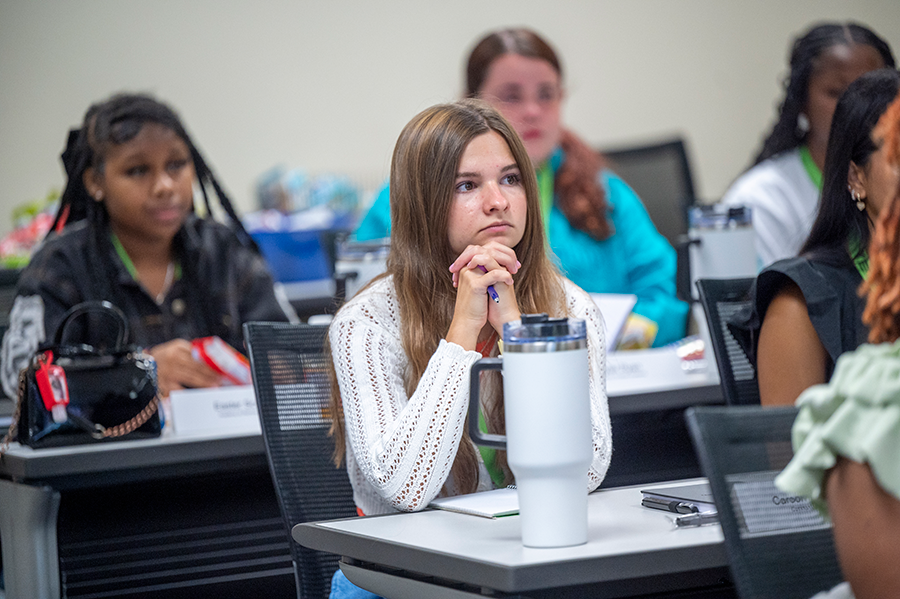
[468,357,506,449]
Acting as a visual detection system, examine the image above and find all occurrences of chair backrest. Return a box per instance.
[602,137,696,248]
[244,321,357,599]
[696,278,759,405]
[685,406,843,599]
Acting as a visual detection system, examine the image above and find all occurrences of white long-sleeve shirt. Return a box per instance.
[721,148,820,269]
[329,275,612,515]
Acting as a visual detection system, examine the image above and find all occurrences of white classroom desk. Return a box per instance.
[0,319,725,598]
[606,301,723,415]
[294,479,733,599]
[0,357,722,599]
[606,346,721,415]
[0,429,284,599]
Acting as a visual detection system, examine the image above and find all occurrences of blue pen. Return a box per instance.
[477,266,501,304]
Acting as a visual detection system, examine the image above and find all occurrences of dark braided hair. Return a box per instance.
[753,22,895,166]
[54,93,258,342]
[55,93,256,248]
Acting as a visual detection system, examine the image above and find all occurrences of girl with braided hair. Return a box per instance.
[723,22,894,268]
[356,28,687,347]
[776,91,900,599]
[0,93,289,398]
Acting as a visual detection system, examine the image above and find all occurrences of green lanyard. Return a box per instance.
[536,160,554,243]
[848,236,869,280]
[475,334,507,488]
[798,145,823,191]
[110,233,182,282]
[477,410,506,488]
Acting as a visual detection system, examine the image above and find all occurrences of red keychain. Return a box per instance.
[34,351,70,423]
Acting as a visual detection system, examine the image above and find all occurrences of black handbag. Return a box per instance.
[9,300,161,448]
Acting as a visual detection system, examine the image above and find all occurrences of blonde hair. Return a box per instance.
[329,99,565,494]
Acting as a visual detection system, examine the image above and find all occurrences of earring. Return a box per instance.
[94,190,103,201]
[797,113,811,134]
[851,188,866,212]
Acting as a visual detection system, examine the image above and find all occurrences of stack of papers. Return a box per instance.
[590,293,637,350]
[429,487,519,519]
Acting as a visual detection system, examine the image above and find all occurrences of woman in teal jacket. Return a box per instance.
[356,28,687,347]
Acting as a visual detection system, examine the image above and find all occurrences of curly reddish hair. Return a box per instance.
[860,92,900,343]
[466,28,613,240]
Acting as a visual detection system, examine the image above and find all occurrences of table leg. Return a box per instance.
[0,479,61,599]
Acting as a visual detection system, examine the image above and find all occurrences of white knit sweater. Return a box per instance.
[329,275,612,515]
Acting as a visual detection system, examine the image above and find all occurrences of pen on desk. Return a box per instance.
[641,497,702,514]
[477,266,501,304]
[674,511,718,528]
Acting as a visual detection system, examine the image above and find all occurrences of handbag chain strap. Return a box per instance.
[90,394,160,440]
[0,364,161,455]
[0,371,27,455]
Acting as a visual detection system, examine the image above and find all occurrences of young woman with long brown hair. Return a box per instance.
[329,98,611,512]
[328,99,612,598]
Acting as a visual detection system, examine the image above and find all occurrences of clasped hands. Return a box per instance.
[446,242,522,351]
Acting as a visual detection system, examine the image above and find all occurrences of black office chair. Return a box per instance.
[686,406,844,599]
[602,137,697,301]
[696,278,759,405]
[244,322,358,599]
[602,137,696,248]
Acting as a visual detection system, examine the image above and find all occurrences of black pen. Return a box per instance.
[641,496,702,514]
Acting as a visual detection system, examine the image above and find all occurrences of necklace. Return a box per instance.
[156,261,175,305]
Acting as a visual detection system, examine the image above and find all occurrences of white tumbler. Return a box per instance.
[469,314,592,548]
[687,204,757,300]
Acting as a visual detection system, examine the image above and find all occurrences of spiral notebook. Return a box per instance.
[429,487,519,519]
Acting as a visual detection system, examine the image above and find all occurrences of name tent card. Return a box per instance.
[729,471,828,535]
[169,385,261,436]
[607,347,715,395]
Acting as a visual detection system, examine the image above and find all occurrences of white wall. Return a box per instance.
[1,0,899,235]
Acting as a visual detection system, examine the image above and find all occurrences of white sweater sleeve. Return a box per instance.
[329,290,482,512]
[563,279,613,490]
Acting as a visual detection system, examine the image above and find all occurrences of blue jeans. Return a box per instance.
[330,568,383,599]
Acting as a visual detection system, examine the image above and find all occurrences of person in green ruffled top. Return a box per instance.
[777,90,900,599]
[356,28,687,348]
[732,69,900,407]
